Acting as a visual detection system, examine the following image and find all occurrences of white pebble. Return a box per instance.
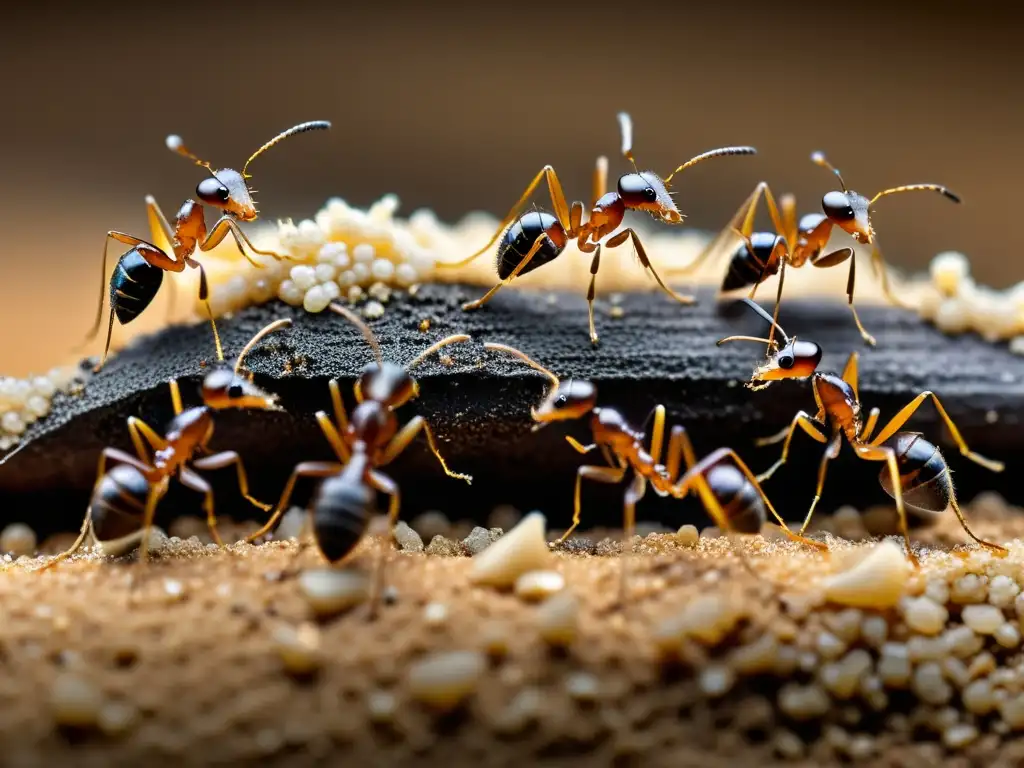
[25,395,49,418]
[942,724,978,750]
[778,684,830,720]
[303,285,332,313]
[290,265,317,291]
[963,679,996,715]
[676,524,699,547]
[962,604,1005,634]
[1000,695,1024,729]
[50,673,103,727]
[654,594,743,648]
[371,259,396,281]
[298,569,369,617]
[97,701,139,736]
[363,300,385,320]
[536,591,579,647]
[823,539,909,608]
[469,512,552,587]
[273,622,321,675]
[368,282,391,302]
[347,285,364,303]
[699,665,736,698]
[565,672,600,701]
[0,522,36,556]
[352,243,374,264]
[816,631,847,659]
[366,690,397,722]
[912,662,953,705]
[903,596,949,636]
[989,575,1020,607]
[406,651,486,710]
[945,625,984,658]
[322,280,340,300]
[1,412,25,435]
[995,622,1021,648]
[395,263,419,287]
[278,279,304,306]
[878,643,912,687]
[314,263,337,283]
[338,269,356,287]
[352,263,371,283]
[951,573,987,604]
[514,570,565,601]
[423,602,448,626]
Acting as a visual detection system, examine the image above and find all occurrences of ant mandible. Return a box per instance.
[670,151,961,346]
[717,298,823,390]
[482,342,826,603]
[246,303,473,614]
[438,113,757,344]
[84,120,331,372]
[40,318,293,570]
[753,349,1005,565]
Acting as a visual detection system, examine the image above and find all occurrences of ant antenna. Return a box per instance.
[406,335,472,370]
[329,303,383,365]
[617,112,637,170]
[166,134,212,169]
[716,298,791,346]
[234,318,293,374]
[242,120,332,178]
[483,342,561,387]
[811,151,847,192]
[663,146,758,186]
[870,184,961,206]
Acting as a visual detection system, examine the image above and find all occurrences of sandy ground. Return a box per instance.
[0,498,1024,768]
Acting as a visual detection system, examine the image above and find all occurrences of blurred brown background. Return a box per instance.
[0,1,1020,376]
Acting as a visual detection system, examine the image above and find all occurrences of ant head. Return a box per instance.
[751,338,823,385]
[617,172,681,223]
[197,168,257,221]
[532,379,598,423]
[201,367,281,411]
[358,361,417,408]
[821,189,871,243]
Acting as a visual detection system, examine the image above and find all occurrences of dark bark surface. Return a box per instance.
[2,284,1022,538]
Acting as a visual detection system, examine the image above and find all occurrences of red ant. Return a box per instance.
[483,341,826,603]
[439,113,756,343]
[753,349,1005,565]
[39,319,292,570]
[84,120,331,372]
[670,152,961,347]
[246,304,473,614]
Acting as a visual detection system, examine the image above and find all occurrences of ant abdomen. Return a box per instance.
[312,473,376,563]
[91,464,150,541]
[705,462,766,534]
[878,432,952,513]
[496,211,567,280]
[111,249,165,325]
[721,232,781,292]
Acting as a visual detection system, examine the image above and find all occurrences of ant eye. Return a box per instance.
[643,187,656,201]
[778,355,795,369]
[557,395,568,406]
[822,191,855,221]
[197,177,230,204]
[228,384,243,398]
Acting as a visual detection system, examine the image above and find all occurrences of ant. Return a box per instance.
[670,152,961,347]
[482,341,826,603]
[717,298,823,390]
[438,113,757,343]
[753,349,1005,565]
[84,120,331,373]
[40,318,292,570]
[245,303,473,613]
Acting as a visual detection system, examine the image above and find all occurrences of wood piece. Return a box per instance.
[2,283,1022,538]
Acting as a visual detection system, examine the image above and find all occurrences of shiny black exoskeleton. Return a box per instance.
[703,462,767,534]
[91,463,152,545]
[722,231,783,292]
[110,249,164,325]
[496,211,567,280]
[311,453,377,562]
[877,432,953,512]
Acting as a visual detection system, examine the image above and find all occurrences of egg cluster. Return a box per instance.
[916,251,1024,347]
[0,365,86,452]
[197,195,439,320]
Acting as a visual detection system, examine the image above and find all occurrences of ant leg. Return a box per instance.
[329,380,350,434]
[315,411,351,462]
[36,506,95,572]
[245,462,343,543]
[126,417,168,465]
[558,464,627,545]
[566,436,597,454]
[619,474,648,605]
[586,244,602,344]
[607,228,695,305]
[638,404,667,464]
[950,491,1008,556]
[868,391,1004,472]
[144,195,175,254]
[461,233,550,311]
[592,156,608,208]
[439,165,572,269]
[378,416,472,484]
[186,258,225,363]
[664,424,699,482]
[843,249,875,346]
[860,407,881,442]
[852,443,918,566]
[178,469,224,547]
[800,432,842,534]
[840,351,860,399]
[367,469,400,619]
[870,242,914,310]
[762,258,788,350]
[192,450,273,512]
[201,215,285,265]
[168,379,184,416]
[136,478,170,565]
[755,412,829,483]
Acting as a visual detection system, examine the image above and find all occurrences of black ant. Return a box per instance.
[717,298,823,390]
[245,303,473,613]
[84,120,331,372]
[438,113,756,343]
[482,342,826,603]
[39,319,292,570]
[753,349,1005,565]
[670,152,961,346]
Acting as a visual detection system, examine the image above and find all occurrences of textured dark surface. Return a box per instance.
[2,283,1022,538]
